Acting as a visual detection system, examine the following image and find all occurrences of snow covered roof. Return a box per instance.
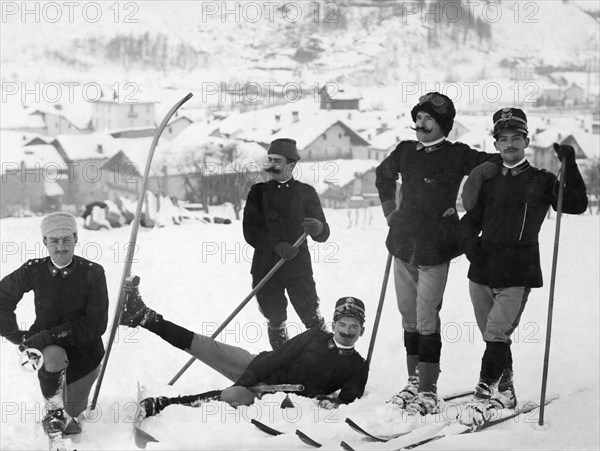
[0,138,67,172]
[369,128,413,151]
[0,100,46,130]
[270,115,370,149]
[112,137,155,172]
[530,127,566,148]
[570,132,600,160]
[320,84,362,100]
[51,133,121,161]
[26,102,92,131]
[295,159,379,195]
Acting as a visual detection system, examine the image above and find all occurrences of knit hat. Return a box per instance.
[333,297,366,324]
[410,92,456,136]
[492,107,528,137]
[41,212,78,238]
[268,138,300,161]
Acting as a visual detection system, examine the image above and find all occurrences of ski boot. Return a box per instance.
[120,275,156,327]
[388,375,419,409]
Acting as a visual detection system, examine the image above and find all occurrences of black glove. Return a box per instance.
[274,242,299,261]
[22,329,53,351]
[381,200,397,226]
[463,238,487,267]
[553,143,575,164]
[302,218,324,236]
[462,162,500,211]
[5,329,28,346]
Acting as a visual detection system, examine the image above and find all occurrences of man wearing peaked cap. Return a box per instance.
[117,278,369,415]
[243,138,331,350]
[457,107,588,427]
[375,92,503,416]
[0,211,109,439]
[492,107,528,137]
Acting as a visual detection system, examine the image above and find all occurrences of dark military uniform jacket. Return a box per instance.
[0,255,109,383]
[243,178,330,278]
[376,140,501,265]
[235,328,368,404]
[460,160,588,288]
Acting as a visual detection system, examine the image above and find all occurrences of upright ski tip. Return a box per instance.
[134,382,159,449]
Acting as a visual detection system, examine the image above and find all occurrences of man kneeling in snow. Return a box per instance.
[119,278,369,417]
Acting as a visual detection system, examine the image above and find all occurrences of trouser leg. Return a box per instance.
[64,365,100,418]
[286,276,325,331]
[254,275,289,349]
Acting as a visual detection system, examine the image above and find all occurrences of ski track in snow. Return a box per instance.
[1,208,598,450]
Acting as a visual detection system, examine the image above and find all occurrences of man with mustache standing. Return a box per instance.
[375,92,501,415]
[0,212,109,443]
[458,108,587,426]
[243,138,330,349]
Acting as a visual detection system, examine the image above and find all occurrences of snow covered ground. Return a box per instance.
[1,207,598,450]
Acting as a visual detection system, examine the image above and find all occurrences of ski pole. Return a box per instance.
[539,152,566,426]
[168,233,309,385]
[250,384,304,393]
[366,252,393,367]
[90,93,194,410]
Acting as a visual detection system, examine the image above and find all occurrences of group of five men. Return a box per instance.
[0,93,588,442]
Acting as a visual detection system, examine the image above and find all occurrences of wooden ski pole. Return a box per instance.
[539,153,566,426]
[168,233,309,385]
[90,93,193,410]
[366,252,393,367]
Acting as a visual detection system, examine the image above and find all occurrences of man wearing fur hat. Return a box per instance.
[0,212,109,439]
[375,92,502,415]
[457,108,587,426]
[117,278,368,415]
[243,138,330,349]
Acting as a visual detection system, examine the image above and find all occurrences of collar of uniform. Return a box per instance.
[416,139,446,153]
[272,177,294,188]
[501,160,531,176]
[48,257,77,278]
[328,338,355,355]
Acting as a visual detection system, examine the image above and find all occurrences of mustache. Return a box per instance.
[339,333,356,339]
[411,126,431,133]
[265,167,282,174]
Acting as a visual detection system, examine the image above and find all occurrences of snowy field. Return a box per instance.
[1,207,598,450]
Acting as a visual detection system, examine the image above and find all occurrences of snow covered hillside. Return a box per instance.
[1,1,598,90]
[0,208,598,450]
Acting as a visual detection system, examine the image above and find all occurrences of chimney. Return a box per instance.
[275,114,281,123]
[292,111,299,123]
[97,144,103,154]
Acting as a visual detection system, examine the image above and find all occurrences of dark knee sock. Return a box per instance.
[418,333,442,363]
[480,341,510,385]
[404,331,420,377]
[143,315,194,350]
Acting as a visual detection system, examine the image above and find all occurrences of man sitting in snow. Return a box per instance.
[119,277,369,417]
[458,108,588,426]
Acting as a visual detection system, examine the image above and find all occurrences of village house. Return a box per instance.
[319,84,362,110]
[0,131,68,217]
[92,99,156,132]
